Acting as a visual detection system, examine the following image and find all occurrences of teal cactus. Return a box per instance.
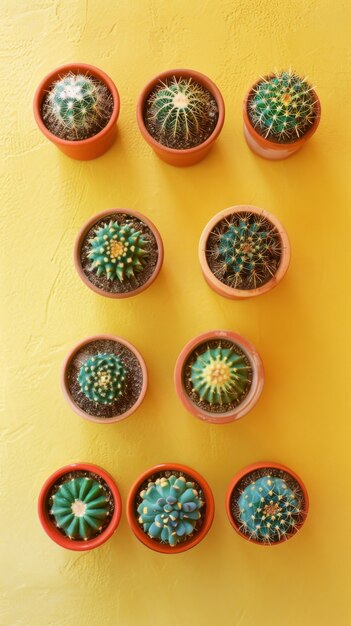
[249,70,316,141]
[238,475,303,543]
[51,476,111,540]
[137,475,204,547]
[88,220,149,282]
[78,353,127,404]
[190,345,251,406]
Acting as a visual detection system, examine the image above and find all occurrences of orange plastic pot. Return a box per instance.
[225,461,309,546]
[243,76,321,160]
[136,68,225,166]
[38,462,122,550]
[61,334,148,423]
[199,205,291,299]
[33,63,120,160]
[174,330,264,424]
[126,463,214,553]
[74,208,164,299]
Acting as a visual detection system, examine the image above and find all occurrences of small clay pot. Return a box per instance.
[33,63,120,160]
[38,462,122,550]
[126,463,214,553]
[199,205,291,299]
[225,461,309,546]
[174,330,264,424]
[61,334,148,423]
[243,75,321,160]
[74,208,164,298]
[136,68,225,166]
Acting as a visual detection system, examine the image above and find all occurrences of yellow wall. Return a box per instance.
[2,1,351,625]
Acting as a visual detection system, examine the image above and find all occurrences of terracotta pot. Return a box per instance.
[225,461,309,546]
[174,330,264,424]
[136,68,225,166]
[199,205,291,299]
[74,208,164,298]
[38,462,122,550]
[126,463,214,553]
[61,334,148,423]
[243,76,321,160]
[33,63,120,160]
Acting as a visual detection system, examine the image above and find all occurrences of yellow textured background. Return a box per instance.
[1,1,351,625]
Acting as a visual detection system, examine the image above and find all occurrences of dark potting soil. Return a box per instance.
[183,338,253,415]
[66,338,143,419]
[144,76,219,150]
[205,211,282,291]
[80,213,159,295]
[134,469,207,546]
[47,470,115,541]
[41,75,114,141]
[229,467,307,544]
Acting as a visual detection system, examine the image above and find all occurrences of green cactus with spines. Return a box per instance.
[190,344,251,406]
[249,70,316,141]
[50,476,111,540]
[137,474,204,547]
[238,475,303,543]
[88,220,149,282]
[78,353,127,404]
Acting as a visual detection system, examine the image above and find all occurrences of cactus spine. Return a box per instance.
[78,353,127,404]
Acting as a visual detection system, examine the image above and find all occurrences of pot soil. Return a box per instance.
[61,334,147,423]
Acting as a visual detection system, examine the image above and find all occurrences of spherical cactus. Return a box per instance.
[78,353,127,404]
[238,475,303,543]
[190,345,251,405]
[249,70,316,142]
[50,477,111,540]
[88,220,149,282]
[137,474,204,547]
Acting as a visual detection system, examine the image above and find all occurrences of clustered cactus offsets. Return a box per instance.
[78,353,127,404]
[88,219,150,283]
[145,76,219,149]
[42,72,113,141]
[50,476,112,541]
[137,474,204,547]
[248,70,317,143]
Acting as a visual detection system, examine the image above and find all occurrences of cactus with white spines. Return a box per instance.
[78,353,127,404]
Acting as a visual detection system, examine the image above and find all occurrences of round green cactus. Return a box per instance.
[190,345,251,406]
[50,476,111,540]
[137,474,204,547]
[238,475,303,543]
[78,353,127,404]
[88,220,149,282]
[249,70,316,141]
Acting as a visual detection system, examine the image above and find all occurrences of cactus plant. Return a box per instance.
[137,474,204,547]
[87,220,149,283]
[50,476,111,541]
[248,70,317,142]
[190,344,251,405]
[78,353,127,404]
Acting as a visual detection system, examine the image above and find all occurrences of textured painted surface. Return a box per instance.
[1,1,351,625]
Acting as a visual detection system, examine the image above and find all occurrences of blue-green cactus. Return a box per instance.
[88,220,149,282]
[238,475,303,543]
[51,476,111,540]
[78,353,127,404]
[190,345,251,406]
[137,474,204,547]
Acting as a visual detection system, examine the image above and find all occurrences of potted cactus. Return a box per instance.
[33,63,120,160]
[243,69,321,160]
[199,205,290,299]
[61,334,147,423]
[126,463,214,553]
[174,330,264,424]
[38,463,122,550]
[137,68,225,166]
[74,208,163,298]
[226,462,308,545]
